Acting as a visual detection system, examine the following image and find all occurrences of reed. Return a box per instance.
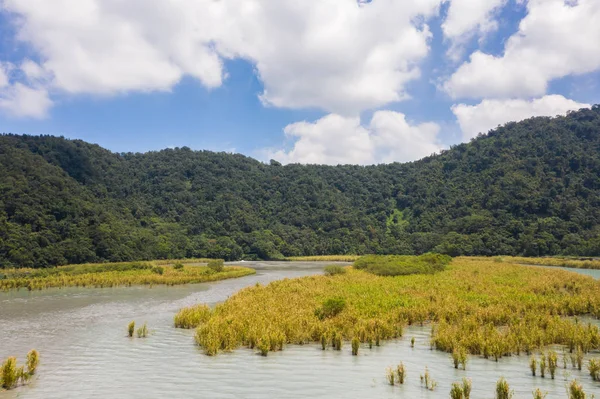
[26,350,39,375]
[136,322,149,338]
[1,357,18,389]
[495,377,513,399]
[420,367,436,391]
[128,321,135,337]
[386,367,395,385]
[189,257,600,357]
[1,262,255,291]
[568,380,587,399]
[174,304,211,329]
[396,362,406,384]
[530,355,537,376]
[452,346,468,369]
[462,378,472,399]
[547,350,558,379]
[533,388,547,399]
[540,353,546,378]
[351,337,359,355]
[450,382,464,399]
[588,358,600,381]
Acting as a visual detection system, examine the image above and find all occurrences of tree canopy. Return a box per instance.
[1,106,599,267]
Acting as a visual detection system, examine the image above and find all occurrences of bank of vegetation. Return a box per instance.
[181,257,600,357]
[496,256,600,270]
[0,259,254,291]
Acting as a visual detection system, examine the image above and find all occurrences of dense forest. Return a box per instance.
[1,106,599,268]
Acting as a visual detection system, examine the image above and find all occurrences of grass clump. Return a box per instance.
[174,304,211,329]
[1,351,39,390]
[396,362,406,384]
[450,378,471,399]
[128,321,135,337]
[530,355,537,376]
[353,253,451,276]
[323,265,346,276]
[420,367,437,391]
[136,322,149,338]
[588,358,600,381]
[26,350,39,375]
[495,377,513,399]
[452,346,468,369]
[351,337,359,355]
[533,388,548,399]
[547,350,558,379]
[568,380,587,399]
[190,257,600,357]
[173,262,184,270]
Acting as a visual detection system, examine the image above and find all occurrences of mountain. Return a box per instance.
[1,106,600,267]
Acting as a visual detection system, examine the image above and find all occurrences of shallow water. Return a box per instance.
[1,261,599,398]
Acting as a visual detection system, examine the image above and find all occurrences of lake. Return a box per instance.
[1,261,599,398]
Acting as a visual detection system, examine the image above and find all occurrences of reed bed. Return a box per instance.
[284,255,360,262]
[185,257,600,358]
[495,256,600,270]
[0,263,255,291]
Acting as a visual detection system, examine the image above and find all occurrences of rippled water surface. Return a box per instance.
[1,261,600,398]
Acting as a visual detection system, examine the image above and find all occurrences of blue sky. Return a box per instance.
[0,0,598,164]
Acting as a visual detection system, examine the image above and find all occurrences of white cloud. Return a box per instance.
[2,0,443,114]
[442,0,507,60]
[452,95,590,140]
[0,83,52,118]
[445,0,600,99]
[268,111,443,165]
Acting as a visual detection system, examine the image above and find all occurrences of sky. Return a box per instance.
[0,0,598,165]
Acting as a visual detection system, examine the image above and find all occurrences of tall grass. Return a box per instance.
[1,351,39,390]
[495,256,600,270]
[495,377,513,399]
[188,257,600,357]
[353,253,451,276]
[174,304,211,329]
[285,256,360,262]
[1,262,255,291]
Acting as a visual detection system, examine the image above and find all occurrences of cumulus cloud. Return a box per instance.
[452,95,590,140]
[2,0,443,115]
[0,62,52,118]
[445,0,600,99]
[268,112,443,165]
[442,0,507,60]
[0,82,52,118]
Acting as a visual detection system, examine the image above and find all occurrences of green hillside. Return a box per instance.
[1,106,599,267]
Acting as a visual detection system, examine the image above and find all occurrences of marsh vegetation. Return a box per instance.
[1,350,39,390]
[0,259,255,291]
[181,256,600,362]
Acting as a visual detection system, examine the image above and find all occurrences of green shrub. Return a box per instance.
[207,260,224,273]
[324,265,346,276]
[173,263,184,270]
[151,266,164,275]
[314,297,346,320]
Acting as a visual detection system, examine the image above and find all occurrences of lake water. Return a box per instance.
[1,261,599,398]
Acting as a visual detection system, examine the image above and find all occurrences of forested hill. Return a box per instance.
[1,106,600,267]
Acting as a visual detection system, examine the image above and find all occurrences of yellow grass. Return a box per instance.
[494,256,600,270]
[285,255,360,262]
[0,263,255,291]
[186,257,600,356]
